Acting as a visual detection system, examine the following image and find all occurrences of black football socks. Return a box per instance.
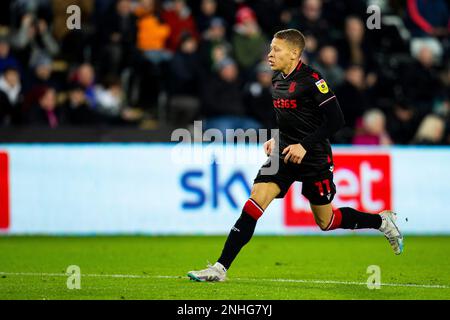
[217,199,264,270]
[326,207,382,230]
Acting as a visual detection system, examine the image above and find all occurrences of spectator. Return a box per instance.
[301,31,319,64]
[0,34,21,74]
[196,0,218,35]
[337,16,376,72]
[168,33,202,125]
[94,76,124,118]
[335,65,370,129]
[11,13,59,66]
[0,67,22,125]
[162,0,199,52]
[353,109,392,145]
[27,53,58,91]
[401,43,444,116]
[412,114,446,145]
[312,45,344,88]
[62,83,99,125]
[199,17,232,73]
[243,62,276,130]
[170,33,201,96]
[71,63,97,109]
[386,103,421,145]
[249,0,284,36]
[99,0,138,76]
[201,58,261,136]
[95,75,143,125]
[320,0,366,30]
[28,86,61,128]
[290,0,330,44]
[135,0,172,65]
[278,6,296,31]
[232,6,268,79]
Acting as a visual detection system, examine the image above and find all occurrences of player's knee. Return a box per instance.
[317,220,330,231]
[250,183,279,209]
[249,189,268,209]
[314,217,331,231]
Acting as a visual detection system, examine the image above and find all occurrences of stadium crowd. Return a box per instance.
[0,0,449,145]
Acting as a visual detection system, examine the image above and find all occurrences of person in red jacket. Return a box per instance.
[162,0,199,52]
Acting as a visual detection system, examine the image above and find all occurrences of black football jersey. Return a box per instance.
[272,60,336,167]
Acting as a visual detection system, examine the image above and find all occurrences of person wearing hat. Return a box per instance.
[232,6,268,80]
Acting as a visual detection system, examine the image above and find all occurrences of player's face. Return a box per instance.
[268,38,297,72]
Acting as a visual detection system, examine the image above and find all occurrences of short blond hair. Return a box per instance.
[274,29,306,53]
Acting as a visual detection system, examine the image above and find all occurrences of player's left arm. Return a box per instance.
[299,96,345,151]
[282,78,345,164]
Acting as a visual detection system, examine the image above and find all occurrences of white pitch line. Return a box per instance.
[0,272,448,289]
[234,277,449,289]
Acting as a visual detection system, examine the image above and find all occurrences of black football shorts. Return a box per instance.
[253,154,336,205]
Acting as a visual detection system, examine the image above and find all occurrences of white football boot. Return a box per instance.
[187,262,227,282]
[379,210,404,255]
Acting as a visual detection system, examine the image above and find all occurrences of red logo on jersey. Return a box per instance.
[312,72,319,80]
[273,98,297,109]
[288,82,297,93]
[284,154,392,227]
[0,152,10,230]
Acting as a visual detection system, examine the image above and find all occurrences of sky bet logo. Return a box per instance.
[284,154,392,227]
[180,159,251,210]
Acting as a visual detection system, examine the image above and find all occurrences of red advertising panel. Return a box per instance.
[0,152,10,230]
[284,154,392,227]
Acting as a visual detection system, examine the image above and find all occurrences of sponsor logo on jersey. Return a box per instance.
[315,79,329,94]
[273,98,297,109]
[288,81,297,93]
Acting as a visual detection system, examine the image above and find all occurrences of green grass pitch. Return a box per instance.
[0,235,449,300]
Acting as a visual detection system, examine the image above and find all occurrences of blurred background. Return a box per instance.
[0,0,449,236]
[0,0,448,144]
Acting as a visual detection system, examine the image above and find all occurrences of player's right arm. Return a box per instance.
[263,138,275,156]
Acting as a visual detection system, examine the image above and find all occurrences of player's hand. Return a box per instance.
[263,138,275,156]
[282,143,306,164]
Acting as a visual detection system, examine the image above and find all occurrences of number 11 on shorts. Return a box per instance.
[314,179,331,196]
